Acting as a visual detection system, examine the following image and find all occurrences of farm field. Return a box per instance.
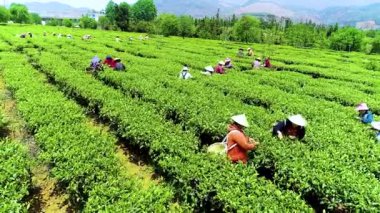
[0,25,379,212]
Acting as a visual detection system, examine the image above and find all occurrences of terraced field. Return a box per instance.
[0,25,379,212]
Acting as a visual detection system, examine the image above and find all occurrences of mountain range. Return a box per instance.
[21,1,380,27]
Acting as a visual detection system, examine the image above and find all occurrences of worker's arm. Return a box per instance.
[272,121,285,139]
[230,132,255,151]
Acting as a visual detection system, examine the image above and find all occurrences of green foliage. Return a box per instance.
[29,13,42,25]
[9,3,30,24]
[370,35,380,54]
[178,15,195,38]
[63,19,73,28]
[0,140,30,212]
[46,18,60,26]
[156,14,179,37]
[233,16,261,43]
[98,16,112,30]
[132,0,157,22]
[115,2,131,31]
[80,16,97,29]
[132,20,155,33]
[330,27,364,51]
[0,6,10,23]
[105,0,117,24]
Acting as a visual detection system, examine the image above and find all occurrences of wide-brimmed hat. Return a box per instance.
[114,58,121,62]
[225,58,231,62]
[182,66,189,71]
[218,61,225,65]
[371,122,380,130]
[204,66,214,72]
[232,114,250,127]
[256,57,261,61]
[288,114,307,127]
[356,103,369,111]
[106,55,112,59]
[248,48,252,50]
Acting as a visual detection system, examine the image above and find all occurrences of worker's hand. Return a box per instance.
[289,135,296,140]
[277,131,283,140]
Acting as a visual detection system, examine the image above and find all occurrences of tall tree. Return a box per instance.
[132,0,157,22]
[9,3,30,24]
[330,27,364,51]
[156,14,179,37]
[98,16,112,30]
[115,2,131,31]
[178,15,195,38]
[105,0,117,24]
[79,16,97,29]
[0,6,10,23]
[63,19,73,27]
[233,16,261,43]
[29,13,42,25]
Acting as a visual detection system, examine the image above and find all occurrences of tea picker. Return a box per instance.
[272,114,307,140]
[201,66,214,76]
[113,58,126,71]
[179,65,192,80]
[208,114,259,164]
[356,103,373,124]
[86,56,104,73]
[215,61,225,74]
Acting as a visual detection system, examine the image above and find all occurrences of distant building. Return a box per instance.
[86,10,105,22]
[356,20,380,30]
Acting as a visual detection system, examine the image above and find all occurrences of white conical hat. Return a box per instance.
[356,103,369,111]
[205,66,214,72]
[218,61,225,65]
[182,66,189,71]
[371,122,380,130]
[232,114,250,127]
[288,114,307,127]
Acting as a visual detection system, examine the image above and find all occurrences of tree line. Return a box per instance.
[1,0,379,54]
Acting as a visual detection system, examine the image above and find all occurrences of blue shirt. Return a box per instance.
[361,111,374,124]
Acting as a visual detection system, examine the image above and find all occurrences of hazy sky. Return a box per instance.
[4,0,380,10]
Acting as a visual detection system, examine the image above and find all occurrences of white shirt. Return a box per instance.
[253,60,261,68]
[179,71,192,80]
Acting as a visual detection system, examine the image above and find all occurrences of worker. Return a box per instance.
[86,56,103,72]
[103,55,116,68]
[116,36,121,42]
[201,66,214,76]
[67,34,73,39]
[114,58,126,71]
[237,48,244,57]
[371,122,380,143]
[224,58,233,69]
[215,61,225,74]
[179,65,192,80]
[226,114,259,164]
[247,48,254,56]
[82,34,91,40]
[252,58,261,69]
[356,103,373,124]
[43,32,47,36]
[264,57,272,68]
[20,33,26,38]
[272,114,307,140]
[28,32,33,38]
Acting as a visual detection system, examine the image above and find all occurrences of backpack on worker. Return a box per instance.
[207,130,239,155]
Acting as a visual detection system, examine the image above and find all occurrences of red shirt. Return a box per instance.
[215,65,225,74]
[104,58,116,68]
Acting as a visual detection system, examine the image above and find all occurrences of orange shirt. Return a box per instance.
[227,126,256,164]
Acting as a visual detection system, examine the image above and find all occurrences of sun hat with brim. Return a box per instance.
[114,58,121,62]
[248,48,252,50]
[225,58,231,62]
[218,61,225,65]
[182,66,189,71]
[106,55,112,59]
[232,114,250,128]
[356,103,369,111]
[205,66,214,72]
[371,122,380,130]
[256,57,261,61]
[288,114,307,127]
